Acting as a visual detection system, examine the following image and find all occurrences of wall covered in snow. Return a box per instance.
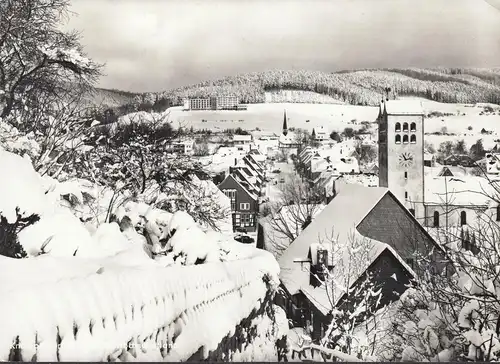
[0,254,279,362]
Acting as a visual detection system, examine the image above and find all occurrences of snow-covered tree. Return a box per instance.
[262,175,324,257]
[0,0,102,178]
[68,114,230,231]
[375,178,500,362]
[0,0,101,119]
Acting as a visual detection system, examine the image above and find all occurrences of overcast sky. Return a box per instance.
[66,0,500,92]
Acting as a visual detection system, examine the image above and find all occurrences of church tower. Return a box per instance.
[378,99,425,220]
[282,110,288,136]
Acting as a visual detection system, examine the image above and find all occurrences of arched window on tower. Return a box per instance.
[395,134,401,144]
[410,122,416,131]
[460,211,467,226]
[403,123,409,132]
[403,135,409,144]
[433,211,440,227]
[410,134,417,144]
[395,122,401,132]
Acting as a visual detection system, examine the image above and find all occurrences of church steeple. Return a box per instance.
[282,110,288,136]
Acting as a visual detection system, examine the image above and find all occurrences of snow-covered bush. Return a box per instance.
[375,225,500,362]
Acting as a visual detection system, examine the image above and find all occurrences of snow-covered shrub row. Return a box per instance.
[0,254,279,361]
[372,257,500,362]
[0,149,236,263]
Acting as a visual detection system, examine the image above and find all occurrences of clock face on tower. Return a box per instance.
[398,152,415,168]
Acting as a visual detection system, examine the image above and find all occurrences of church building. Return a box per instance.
[278,110,301,151]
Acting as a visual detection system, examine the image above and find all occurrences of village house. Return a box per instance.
[276,180,445,342]
[424,152,437,167]
[166,139,195,155]
[311,126,328,142]
[442,154,475,167]
[215,149,266,233]
[217,173,259,232]
[231,134,253,153]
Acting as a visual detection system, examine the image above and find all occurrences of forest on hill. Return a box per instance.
[159,67,500,106]
[89,68,500,124]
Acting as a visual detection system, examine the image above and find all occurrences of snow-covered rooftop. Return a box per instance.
[424,174,499,206]
[383,100,424,115]
[278,182,416,315]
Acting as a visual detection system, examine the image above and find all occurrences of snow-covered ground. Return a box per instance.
[162,99,500,139]
[0,148,282,362]
[167,103,378,135]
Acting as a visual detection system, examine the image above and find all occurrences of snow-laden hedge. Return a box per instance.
[0,149,281,361]
[0,254,279,361]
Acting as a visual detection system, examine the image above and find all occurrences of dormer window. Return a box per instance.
[308,245,331,287]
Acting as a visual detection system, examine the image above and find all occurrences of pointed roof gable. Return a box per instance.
[278,181,439,312]
[282,110,288,136]
[221,173,258,201]
[438,166,454,177]
[278,183,388,295]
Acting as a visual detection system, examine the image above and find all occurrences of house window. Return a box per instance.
[235,213,241,226]
[403,135,409,144]
[223,189,237,211]
[403,122,409,132]
[249,214,254,226]
[404,171,408,179]
[460,211,467,226]
[395,122,401,132]
[433,211,440,227]
[410,122,416,132]
[409,208,415,216]
[405,258,414,269]
[410,134,417,144]
[395,134,401,144]
[242,214,251,226]
[240,202,250,210]
[497,205,500,222]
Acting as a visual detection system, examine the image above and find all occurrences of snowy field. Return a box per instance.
[167,103,379,135]
[160,98,500,141]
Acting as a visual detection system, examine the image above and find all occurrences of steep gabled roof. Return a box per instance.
[243,154,264,176]
[278,182,438,314]
[221,174,258,201]
[278,183,388,296]
[233,169,259,194]
[438,166,454,177]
